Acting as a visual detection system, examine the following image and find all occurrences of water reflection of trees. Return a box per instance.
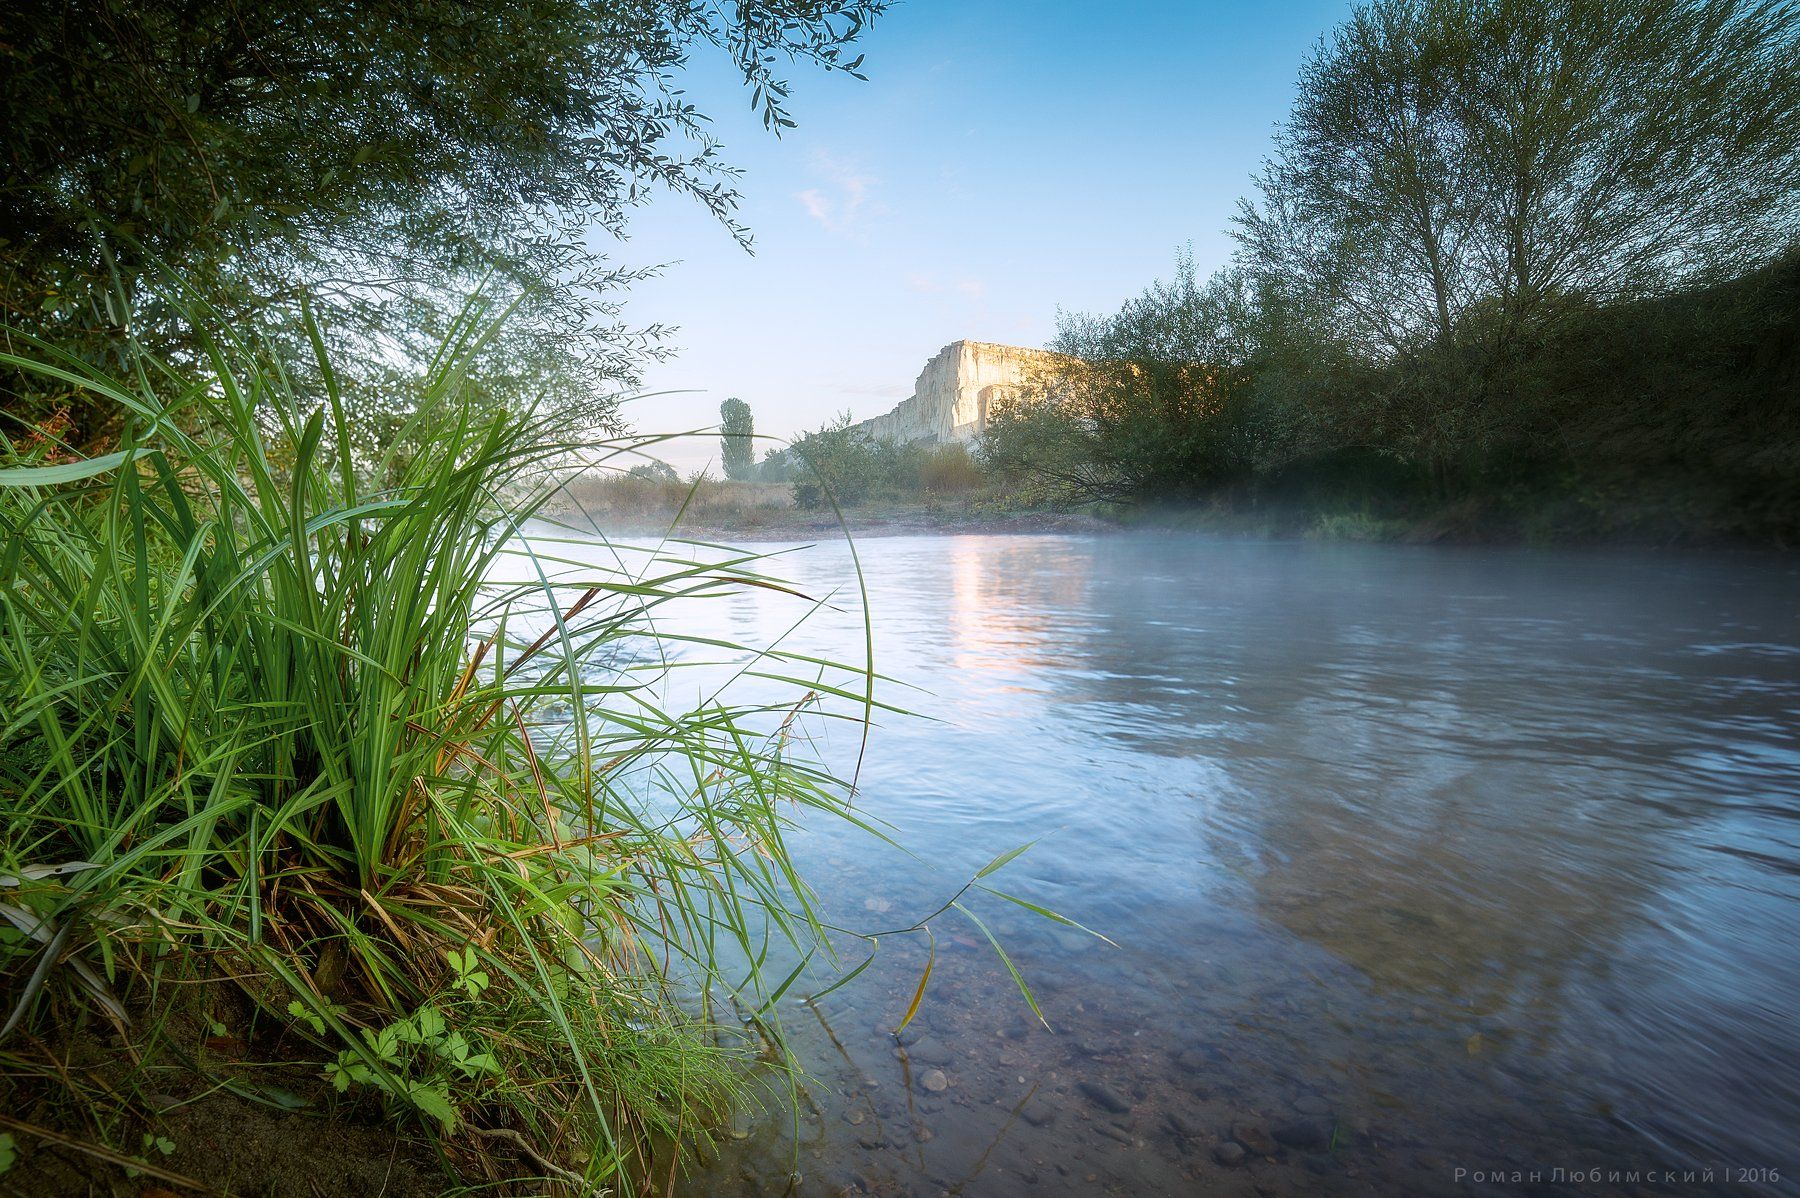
[1029,542,1745,1028]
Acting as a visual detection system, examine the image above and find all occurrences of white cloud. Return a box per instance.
[794,151,884,237]
[904,271,987,300]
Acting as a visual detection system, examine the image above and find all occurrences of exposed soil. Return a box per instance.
[1,1007,450,1198]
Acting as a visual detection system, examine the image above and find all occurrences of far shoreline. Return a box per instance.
[536,489,1797,551]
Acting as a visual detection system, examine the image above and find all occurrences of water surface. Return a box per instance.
[604,534,1798,1197]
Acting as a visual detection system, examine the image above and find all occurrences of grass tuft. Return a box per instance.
[0,295,885,1192]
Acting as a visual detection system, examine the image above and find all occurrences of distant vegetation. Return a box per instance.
[779,414,986,509]
[984,0,1800,543]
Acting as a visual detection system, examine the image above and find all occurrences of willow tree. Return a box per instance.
[1445,0,1800,333]
[1238,0,1800,349]
[0,0,885,448]
[1236,0,1481,357]
[1236,0,1800,484]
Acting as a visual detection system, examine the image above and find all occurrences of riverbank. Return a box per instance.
[543,476,1116,540]
[545,477,1795,549]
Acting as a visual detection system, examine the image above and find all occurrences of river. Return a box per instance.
[562,532,1799,1197]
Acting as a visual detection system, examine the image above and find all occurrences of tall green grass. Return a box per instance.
[0,299,891,1190]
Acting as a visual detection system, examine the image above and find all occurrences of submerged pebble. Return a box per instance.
[1232,1123,1279,1157]
[1078,1081,1131,1114]
[1212,1141,1247,1167]
[1164,1110,1203,1139]
[920,1068,948,1093]
[1273,1118,1333,1151]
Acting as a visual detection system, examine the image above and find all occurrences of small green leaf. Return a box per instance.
[978,885,1118,947]
[406,1081,456,1129]
[974,840,1038,880]
[955,901,1047,1028]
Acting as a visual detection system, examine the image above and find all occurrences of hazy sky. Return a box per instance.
[606,0,1353,473]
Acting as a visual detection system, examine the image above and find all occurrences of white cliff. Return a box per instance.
[850,340,1063,445]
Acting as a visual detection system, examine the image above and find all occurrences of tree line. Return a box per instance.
[983,0,1800,541]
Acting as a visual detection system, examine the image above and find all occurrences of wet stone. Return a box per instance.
[1078,1081,1132,1114]
[1095,1122,1133,1145]
[1273,1118,1333,1152]
[1292,1094,1332,1117]
[1021,1102,1057,1128]
[1213,1142,1247,1167]
[1232,1123,1279,1157]
[920,1069,949,1093]
[904,1036,954,1066]
[1164,1110,1203,1140]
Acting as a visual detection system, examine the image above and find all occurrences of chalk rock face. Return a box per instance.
[852,340,1062,446]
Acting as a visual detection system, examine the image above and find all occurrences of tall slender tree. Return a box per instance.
[719,396,755,481]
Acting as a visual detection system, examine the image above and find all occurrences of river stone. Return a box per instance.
[1292,1095,1332,1117]
[1078,1081,1131,1114]
[1232,1123,1279,1157]
[920,1069,948,1093]
[1213,1141,1247,1167]
[903,1035,953,1066]
[1272,1118,1333,1151]
[1164,1110,1203,1139]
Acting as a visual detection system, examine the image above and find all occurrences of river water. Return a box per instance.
[576,533,1798,1197]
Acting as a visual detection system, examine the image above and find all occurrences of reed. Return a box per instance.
[0,296,891,1191]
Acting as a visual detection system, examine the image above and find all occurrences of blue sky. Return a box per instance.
[607,0,1354,473]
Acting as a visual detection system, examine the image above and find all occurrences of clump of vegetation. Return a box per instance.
[782,413,988,509]
[0,299,901,1191]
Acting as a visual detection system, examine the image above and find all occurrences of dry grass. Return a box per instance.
[553,475,796,531]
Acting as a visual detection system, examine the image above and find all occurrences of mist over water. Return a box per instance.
[598,533,1799,1197]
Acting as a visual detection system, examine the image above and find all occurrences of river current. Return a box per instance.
[556,532,1799,1198]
